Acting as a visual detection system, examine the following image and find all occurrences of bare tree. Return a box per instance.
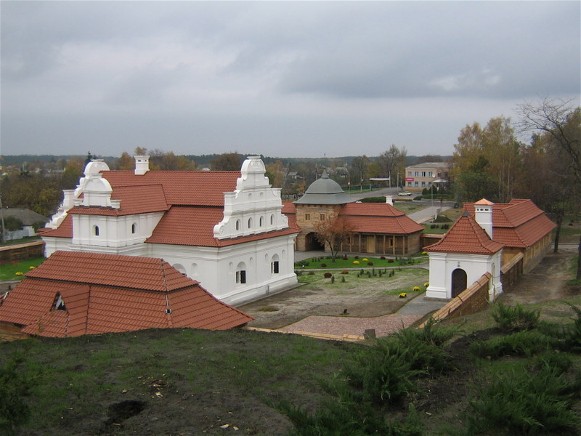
[517,98,581,278]
[314,217,354,261]
[517,99,581,184]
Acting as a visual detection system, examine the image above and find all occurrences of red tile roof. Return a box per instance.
[146,206,298,247]
[102,170,240,206]
[0,251,252,337]
[26,251,195,291]
[41,169,295,247]
[425,214,503,254]
[339,203,424,234]
[464,199,555,248]
[38,214,73,238]
[68,185,169,216]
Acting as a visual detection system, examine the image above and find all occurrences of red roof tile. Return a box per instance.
[0,252,252,337]
[339,203,423,234]
[146,206,298,247]
[26,251,194,291]
[102,170,239,206]
[464,199,555,248]
[68,185,168,216]
[38,214,73,238]
[425,214,503,254]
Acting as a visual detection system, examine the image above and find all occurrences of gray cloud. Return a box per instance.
[1,1,579,158]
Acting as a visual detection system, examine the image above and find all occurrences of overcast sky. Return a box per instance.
[1,1,579,159]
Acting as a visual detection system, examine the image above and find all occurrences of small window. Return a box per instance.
[131,223,137,234]
[271,261,280,274]
[248,218,253,229]
[236,270,247,284]
[320,214,325,221]
[53,293,66,311]
[305,213,311,221]
[259,216,264,227]
[236,220,240,231]
[94,225,100,236]
[270,214,274,225]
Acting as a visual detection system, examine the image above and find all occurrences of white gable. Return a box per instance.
[213,156,288,239]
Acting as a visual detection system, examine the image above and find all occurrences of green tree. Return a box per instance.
[350,155,370,189]
[453,117,522,203]
[517,99,581,276]
[211,152,243,171]
[377,145,407,188]
[456,156,497,202]
[116,152,134,170]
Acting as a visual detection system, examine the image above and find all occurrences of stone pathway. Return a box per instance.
[278,313,422,338]
[277,292,446,339]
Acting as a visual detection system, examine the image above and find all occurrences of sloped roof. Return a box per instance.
[38,214,73,238]
[295,172,352,205]
[425,213,503,254]
[26,251,194,291]
[146,206,298,247]
[340,203,424,234]
[0,251,252,337]
[3,208,48,225]
[281,202,298,230]
[68,185,169,216]
[465,199,555,248]
[102,170,239,206]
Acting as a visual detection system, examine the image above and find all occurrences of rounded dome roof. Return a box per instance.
[304,172,343,194]
[295,171,352,205]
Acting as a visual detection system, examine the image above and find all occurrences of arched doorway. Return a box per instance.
[305,232,325,251]
[451,268,467,298]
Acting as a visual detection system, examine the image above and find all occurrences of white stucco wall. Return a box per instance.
[42,155,298,306]
[426,250,503,301]
[150,234,298,305]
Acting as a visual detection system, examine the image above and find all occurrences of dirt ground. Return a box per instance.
[499,243,579,305]
[242,244,580,332]
[240,268,429,330]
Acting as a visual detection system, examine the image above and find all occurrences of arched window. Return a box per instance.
[236,262,247,284]
[271,254,280,274]
[248,217,253,229]
[94,225,100,236]
[235,219,241,231]
[259,216,264,227]
[131,223,137,234]
[270,214,274,225]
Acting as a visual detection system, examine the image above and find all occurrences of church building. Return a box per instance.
[39,156,298,306]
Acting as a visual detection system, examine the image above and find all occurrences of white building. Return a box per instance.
[40,155,298,306]
[425,199,504,301]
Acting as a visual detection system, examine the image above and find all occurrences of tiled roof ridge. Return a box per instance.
[425,214,503,254]
[27,251,197,292]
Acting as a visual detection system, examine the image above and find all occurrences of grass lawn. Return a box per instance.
[1,296,579,435]
[296,267,429,292]
[0,256,45,281]
[559,220,581,244]
[0,236,42,247]
[295,255,427,269]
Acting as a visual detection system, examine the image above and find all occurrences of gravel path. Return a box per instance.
[278,313,423,338]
